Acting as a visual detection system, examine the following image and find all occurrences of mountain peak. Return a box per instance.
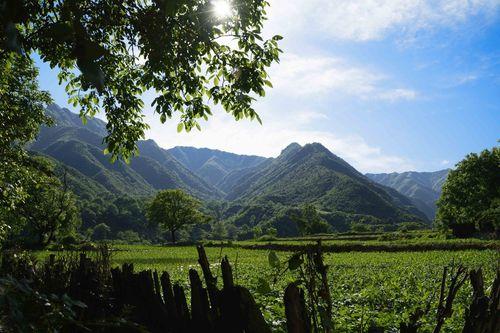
[45,103,107,137]
[303,142,330,153]
[280,142,301,156]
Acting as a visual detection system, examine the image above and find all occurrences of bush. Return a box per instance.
[350,223,372,233]
[116,230,145,244]
[92,223,111,241]
[60,234,79,246]
[0,276,87,331]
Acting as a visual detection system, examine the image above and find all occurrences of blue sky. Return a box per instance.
[35,0,500,173]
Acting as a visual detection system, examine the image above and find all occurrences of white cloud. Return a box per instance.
[295,110,329,123]
[441,159,450,166]
[270,53,418,101]
[144,108,415,173]
[378,88,418,101]
[453,74,479,86]
[265,0,500,42]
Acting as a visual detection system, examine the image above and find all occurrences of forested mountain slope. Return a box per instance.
[31,104,221,199]
[366,170,450,219]
[220,143,428,232]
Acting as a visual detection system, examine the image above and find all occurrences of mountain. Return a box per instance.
[167,146,267,187]
[223,142,428,229]
[366,170,450,220]
[32,104,221,200]
[33,104,429,235]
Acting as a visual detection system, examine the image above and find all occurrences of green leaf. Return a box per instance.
[256,278,271,294]
[268,251,280,269]
[177,123,184,132]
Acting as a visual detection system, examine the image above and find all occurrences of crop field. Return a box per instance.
[38,244,499,332]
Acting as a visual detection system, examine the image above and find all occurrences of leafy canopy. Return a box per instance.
[436,146,500,236]
[0,53,53,243]
[0,0,282,160]
[146,189,204,242]
[2,158,81,246]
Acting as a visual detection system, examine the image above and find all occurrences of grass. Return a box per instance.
[37,243,499,332]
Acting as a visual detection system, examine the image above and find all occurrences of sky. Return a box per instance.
[35,0,500,173]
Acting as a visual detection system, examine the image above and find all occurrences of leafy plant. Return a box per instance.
[0,275,87,332]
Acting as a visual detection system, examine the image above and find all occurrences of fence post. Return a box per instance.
[284,282,311,333]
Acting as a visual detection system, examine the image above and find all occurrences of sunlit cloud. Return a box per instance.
[270,53,418,101]
[265,0,500,42]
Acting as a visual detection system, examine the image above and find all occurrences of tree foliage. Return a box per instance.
[0,53,53,244]
[146,189,204,243]
[0,54,52,209]
[436,147,500,237]
[291,204,331,236]
[3,158,80,246]
[0,0,281,160]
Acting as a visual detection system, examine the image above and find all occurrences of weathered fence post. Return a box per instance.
[284,282,311,333]
[189,268,213,332]
[462,268,500,333]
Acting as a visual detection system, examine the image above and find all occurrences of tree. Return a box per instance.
[146,189,204,243]
[291,204,331,236]
[1,0,281,160]
[0,53,52,244]
[5,160,81,246]
[436,147,500,238]
[92,223,111,241]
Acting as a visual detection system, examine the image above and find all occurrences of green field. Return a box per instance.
[38,244,499,332]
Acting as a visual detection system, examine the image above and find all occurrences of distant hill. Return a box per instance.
[167,146,267,187]
[31,104,221,200]
[222,142,428,230]
[366,170,450,220]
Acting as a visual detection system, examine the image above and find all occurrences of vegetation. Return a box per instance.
[437,146,500,238]
[33,244,499,332]
[0,53,54,246]
[3,161,80,247]
[366,169,450,220]
[1,0,281,160]
[146,189,205,243]
[290,204,331,236]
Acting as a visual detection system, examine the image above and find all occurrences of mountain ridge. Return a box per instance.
[366,169,450,219]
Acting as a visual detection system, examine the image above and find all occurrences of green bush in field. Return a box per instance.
[437,146,500,238]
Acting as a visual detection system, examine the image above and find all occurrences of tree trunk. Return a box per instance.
[171,229,176,244]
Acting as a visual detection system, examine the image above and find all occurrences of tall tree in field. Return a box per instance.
[0,0,281,160]
[147,189,204,243]
[436,147,500,238]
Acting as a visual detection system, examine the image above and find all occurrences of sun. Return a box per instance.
[212,0,233,19]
